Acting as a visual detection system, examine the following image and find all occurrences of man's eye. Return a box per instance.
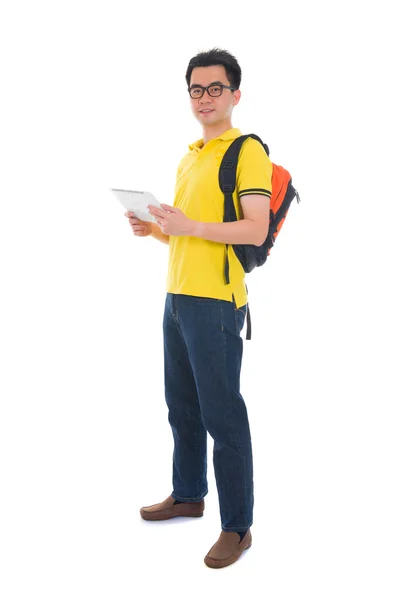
[211,87,221,93]
[192,88,202,94]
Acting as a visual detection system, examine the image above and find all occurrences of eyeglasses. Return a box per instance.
[188,83,236,99]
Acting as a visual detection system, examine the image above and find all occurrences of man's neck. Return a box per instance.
[202,119,234,145]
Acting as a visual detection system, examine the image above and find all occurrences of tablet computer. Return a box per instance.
[110,188,163,222]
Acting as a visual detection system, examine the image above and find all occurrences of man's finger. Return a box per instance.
[161,203,175,212]
[148,205,168,216]
[148,206,161,215]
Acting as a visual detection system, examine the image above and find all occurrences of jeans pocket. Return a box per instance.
[234,305,247,334]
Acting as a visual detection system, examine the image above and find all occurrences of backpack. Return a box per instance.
[219,133,300,340]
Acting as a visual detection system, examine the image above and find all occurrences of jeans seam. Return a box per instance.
[171,491,208,502]
[222,523,253,532]
[220,302,230,391]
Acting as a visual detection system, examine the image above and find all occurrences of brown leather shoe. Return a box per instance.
[140,495,205,521]
[204,529,252,568]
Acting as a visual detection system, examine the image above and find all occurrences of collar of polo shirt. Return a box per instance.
[189,128,242,151]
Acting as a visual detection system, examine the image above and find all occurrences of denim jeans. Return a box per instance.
[163,293,253,532]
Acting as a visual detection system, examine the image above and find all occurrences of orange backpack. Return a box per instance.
[219,133,300,339]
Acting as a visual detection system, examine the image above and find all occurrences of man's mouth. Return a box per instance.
[199,109,214,114]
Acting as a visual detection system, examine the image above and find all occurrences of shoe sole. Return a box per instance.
[140,510,204,521]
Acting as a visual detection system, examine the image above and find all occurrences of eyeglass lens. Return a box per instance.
[190,85,223,98]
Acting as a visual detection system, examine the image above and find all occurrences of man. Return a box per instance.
[125,48,272,568]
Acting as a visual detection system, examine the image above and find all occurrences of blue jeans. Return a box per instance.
[163,293,253,532]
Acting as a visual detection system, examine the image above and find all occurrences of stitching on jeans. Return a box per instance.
[220,303,229,391]
[223,524,253,532]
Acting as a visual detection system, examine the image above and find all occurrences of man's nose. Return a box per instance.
[199,93,212,103]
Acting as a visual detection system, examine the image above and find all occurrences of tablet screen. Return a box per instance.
[110,188,163,222]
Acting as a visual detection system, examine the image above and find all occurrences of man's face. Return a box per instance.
[189,65,241,127]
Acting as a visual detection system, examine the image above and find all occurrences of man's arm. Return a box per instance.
[192,194,270,247]
[150,222,170,245]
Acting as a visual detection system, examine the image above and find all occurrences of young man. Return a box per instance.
[125,48,272,568]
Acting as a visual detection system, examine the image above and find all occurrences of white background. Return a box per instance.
[1,0,399,598]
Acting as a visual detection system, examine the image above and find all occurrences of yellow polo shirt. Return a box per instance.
[166,128,272,308]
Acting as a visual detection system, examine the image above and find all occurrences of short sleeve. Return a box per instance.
[175,156,185,181]
[236,138,272,200]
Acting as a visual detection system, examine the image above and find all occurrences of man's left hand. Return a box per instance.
[148,204,197,237]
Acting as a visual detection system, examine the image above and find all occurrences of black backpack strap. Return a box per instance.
[245,284,252,340]
[219,136,267,342]
[219,135,251,286]
[219,134,269,285]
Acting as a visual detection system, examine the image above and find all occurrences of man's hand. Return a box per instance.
[148,204,197,237]
[125,211,153,237]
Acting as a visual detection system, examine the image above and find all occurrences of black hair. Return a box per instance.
[185,47,242,90]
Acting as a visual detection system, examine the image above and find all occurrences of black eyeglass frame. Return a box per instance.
[188,83,237,99]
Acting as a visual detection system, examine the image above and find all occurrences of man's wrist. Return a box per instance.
[191,220,205,238]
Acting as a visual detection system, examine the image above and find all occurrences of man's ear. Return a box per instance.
[233,89,241,106]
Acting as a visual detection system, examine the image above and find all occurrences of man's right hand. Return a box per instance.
[125,211,152,237]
